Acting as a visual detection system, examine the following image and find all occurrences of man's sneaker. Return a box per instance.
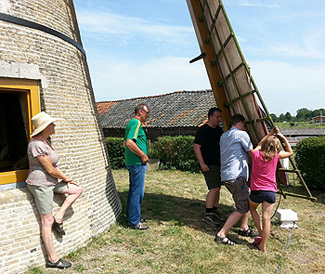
[130,222,149,230]
[212,212,224,222]
[202,213,220,226]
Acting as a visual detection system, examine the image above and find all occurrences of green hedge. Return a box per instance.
[150,136,199,172]
[105,136,199,172]
[105,137,125,169]
[295,136,325,190]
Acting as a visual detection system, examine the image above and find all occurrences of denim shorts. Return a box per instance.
[202,165,221,189]
[249,190,276,204]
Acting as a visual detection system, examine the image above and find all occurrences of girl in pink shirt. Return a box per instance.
[248,127,293,252]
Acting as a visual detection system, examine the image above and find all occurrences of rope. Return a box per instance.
[274,224,296,274]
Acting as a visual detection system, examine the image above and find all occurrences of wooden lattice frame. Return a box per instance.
[187,0,315,200]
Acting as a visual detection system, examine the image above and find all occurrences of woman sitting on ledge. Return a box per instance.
[26,112,83,269]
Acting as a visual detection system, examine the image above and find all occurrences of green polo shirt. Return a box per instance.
[124,118,148,166]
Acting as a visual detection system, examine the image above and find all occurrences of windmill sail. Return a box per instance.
[187,0,315,200]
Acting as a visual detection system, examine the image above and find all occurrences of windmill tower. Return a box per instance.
[0,1,121,272]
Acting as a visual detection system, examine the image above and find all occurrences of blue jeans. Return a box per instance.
[126,164,147,226]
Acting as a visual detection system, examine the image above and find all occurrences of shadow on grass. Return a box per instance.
[116,190,246,240]
[315,191,325,204]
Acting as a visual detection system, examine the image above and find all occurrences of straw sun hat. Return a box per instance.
[30,112,60,137]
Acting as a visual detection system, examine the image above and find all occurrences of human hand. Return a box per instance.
[141,154,149,164]
[200,163,209,172]
[63,176,73,183]
[270,127,279,135]
[67,180,79,187]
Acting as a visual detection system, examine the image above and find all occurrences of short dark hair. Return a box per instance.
[135,103,149,115]
[231,114,245,125]
[208,107,222,118]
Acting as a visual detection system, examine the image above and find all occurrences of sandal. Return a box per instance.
[46,258,71,269]
[238,226,258,237]
[214,235,235,245]
[52,217,66,235]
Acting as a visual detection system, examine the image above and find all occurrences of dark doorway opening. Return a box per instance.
[0,92,29,172]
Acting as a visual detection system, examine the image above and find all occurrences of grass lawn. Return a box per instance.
[276,122,325,130]
[29,170,325,274]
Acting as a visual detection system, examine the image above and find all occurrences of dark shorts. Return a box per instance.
[223,177,249,214]
[249,190,276,204]
[202,165,221,189]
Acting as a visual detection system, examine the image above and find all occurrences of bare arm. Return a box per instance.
[193,143,209,172]
[249,127,277,157]
[37,155,79,186]
[257,127,279,148]
[277,133,293,159]
[126,139,149,164]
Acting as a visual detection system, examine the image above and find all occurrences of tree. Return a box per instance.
[311,108,325,118]
[279,113,285,122]
[270,113,278,122]
[296,108,312,121]
[284,112,292,121]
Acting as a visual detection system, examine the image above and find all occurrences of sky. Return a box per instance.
[73,0,325,116]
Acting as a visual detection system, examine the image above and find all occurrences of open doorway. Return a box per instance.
[0,78,40,185]
[0,91,29,172]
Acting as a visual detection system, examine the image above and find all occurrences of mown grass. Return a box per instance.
[276,122,325,129]
[28,170,325,274]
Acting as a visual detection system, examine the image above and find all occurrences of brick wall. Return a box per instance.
[0,1,121,273]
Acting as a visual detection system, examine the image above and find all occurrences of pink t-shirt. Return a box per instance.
[250,150,279,192]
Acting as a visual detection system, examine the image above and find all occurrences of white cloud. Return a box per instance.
[88,56,210,101]
[250,60,325,114]
[269,44,325,60]
[241,28,325,60]
[275,35,325,60]
[74,0,324,116]
[233,0,281,8]
[77,10,193,44]
[89,56,325,115]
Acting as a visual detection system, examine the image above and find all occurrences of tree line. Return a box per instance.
[270,108,324,122]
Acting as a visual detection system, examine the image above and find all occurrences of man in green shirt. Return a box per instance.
[124,103,150,230]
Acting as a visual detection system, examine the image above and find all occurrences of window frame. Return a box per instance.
[0,78,40,185]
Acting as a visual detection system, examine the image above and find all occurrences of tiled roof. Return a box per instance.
[97,90,218,129]
[97,101,117,115]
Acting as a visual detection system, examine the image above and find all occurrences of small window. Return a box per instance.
[0,78,40,185]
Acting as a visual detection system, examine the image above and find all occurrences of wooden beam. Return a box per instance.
[187,0,231,130]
